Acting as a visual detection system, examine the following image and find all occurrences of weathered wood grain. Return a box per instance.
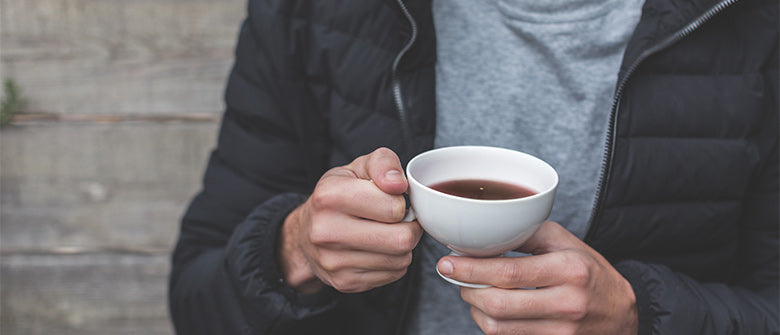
[1,2,244,333]
[1,253,173,335]
[0,121,219,253]
[0,0,245,115]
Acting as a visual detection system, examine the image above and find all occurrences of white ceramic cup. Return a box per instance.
[403,146,558,287]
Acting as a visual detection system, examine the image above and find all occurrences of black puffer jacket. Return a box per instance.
[169,0,778,334]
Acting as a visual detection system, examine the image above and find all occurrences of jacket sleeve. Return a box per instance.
[615,122,779,334]
[168,2,341,333]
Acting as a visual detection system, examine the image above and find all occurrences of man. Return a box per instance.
[169,0,778,334]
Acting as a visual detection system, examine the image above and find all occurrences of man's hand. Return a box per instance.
[279,148,423,294]
[437,221,638,335]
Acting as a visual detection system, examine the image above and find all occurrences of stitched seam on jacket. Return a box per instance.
[634,71,765,76]
[257,5,400,54]
[604,198,741,209]
[255,6,435,112]
[325,87,399,120]
[622,136,756,140]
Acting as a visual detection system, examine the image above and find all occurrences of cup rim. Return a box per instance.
[405,145,559,204]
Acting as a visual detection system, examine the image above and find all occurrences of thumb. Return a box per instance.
[348,147,408,195]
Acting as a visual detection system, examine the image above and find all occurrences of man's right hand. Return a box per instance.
[278,147,423,294]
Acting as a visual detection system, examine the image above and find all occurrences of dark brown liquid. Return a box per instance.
[429,179,537,200]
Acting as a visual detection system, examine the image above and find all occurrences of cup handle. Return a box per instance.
[402,208,416,222]
[402,193,416,222]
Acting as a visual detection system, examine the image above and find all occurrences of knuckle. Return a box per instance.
[309,188,337,210]
[394,230,417,252]
[483,295,511,318]
[559,294,589,321]
[372,147,394,157]
[331,277,362,293]
[464,263,480,282]
[390,197,407,222]
[567,259,591,287]
[308,223,335,245]
[383,254,408,271]
[479,316,502,335]
[497,262,521,286]
[368,147,400,172]
[386,253,413,271]
[401,252,414,268]
[347,155,367,170]
[390,268,408,282]
[556,251,590,286]
[317,253,342,273]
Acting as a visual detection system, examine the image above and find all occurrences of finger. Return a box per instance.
[316,248,414,273]
[312,175,407,222]
[461,285,586,320]
[324,269,408,294]
[310,216,423,255]
[348,147,408,195]
[437,253,570,288]
[514,221,583,254]
[470,307,575,335]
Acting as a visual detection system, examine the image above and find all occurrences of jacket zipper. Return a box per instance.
[392,0,419,158]
[584,0,739,241]
[392,3,420,335]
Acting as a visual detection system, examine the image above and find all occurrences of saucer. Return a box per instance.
[436,266,490,288]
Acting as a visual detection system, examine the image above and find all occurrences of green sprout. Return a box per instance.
[1,78,25,126]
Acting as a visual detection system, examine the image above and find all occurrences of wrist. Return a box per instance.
[623,277,639,334]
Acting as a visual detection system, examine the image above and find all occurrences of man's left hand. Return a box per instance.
[437,221,638,335]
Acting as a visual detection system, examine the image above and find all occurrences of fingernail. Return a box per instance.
[439,260,453,277]
[385,170,405,182]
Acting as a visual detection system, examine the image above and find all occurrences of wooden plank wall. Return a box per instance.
[1,0,244,333]
[0,0,244,115]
